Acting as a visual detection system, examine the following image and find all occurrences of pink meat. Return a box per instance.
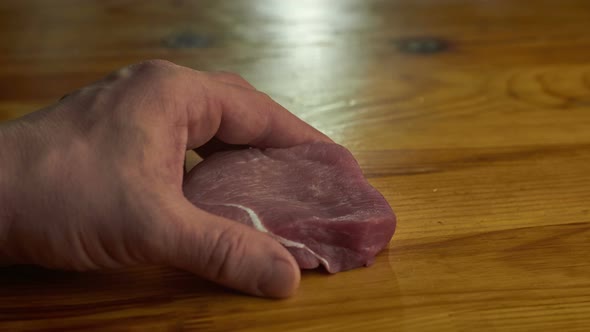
[183,143,396,273]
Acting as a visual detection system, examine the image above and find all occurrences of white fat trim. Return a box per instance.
[220,203,331,271]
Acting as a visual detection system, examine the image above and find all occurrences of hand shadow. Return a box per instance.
[0,264,236,323]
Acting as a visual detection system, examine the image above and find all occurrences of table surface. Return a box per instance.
[1,0,590,331]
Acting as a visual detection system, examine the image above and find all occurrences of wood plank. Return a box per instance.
[1,0,589,330]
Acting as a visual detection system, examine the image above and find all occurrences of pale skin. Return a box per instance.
[0,60,332,298]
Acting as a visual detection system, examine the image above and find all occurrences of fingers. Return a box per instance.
[152,200,300,298]
[185,79,333,150]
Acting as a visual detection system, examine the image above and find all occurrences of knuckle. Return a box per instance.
[126,60,186,100]
[149,75,177,96]
[106,60,177,83]
[128,60,180,82]
[205,227,249,282]
[82,60,183,106]
[133,59,177,71]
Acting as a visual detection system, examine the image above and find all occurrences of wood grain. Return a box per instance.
[1,0,590,331]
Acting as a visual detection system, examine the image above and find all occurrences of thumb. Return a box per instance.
[151,201,300,298]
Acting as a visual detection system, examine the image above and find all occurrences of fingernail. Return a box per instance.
[258,257,299,298]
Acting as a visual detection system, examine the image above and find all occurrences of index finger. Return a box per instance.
[179,68,333,150]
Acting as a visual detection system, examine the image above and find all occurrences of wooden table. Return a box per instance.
[1,1,589,331]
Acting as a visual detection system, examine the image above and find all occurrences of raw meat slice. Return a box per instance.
[183,143,396,273]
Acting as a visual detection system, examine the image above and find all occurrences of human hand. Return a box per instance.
[0,60,332,298]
